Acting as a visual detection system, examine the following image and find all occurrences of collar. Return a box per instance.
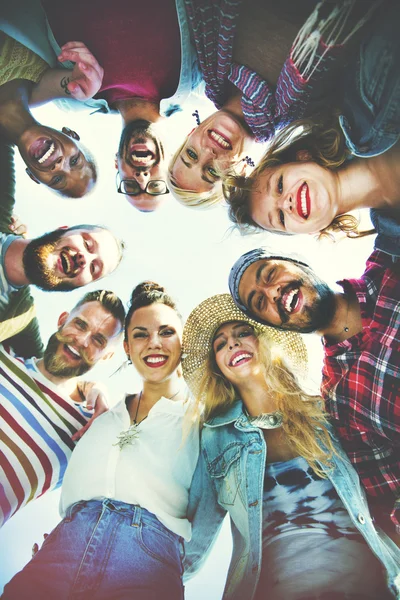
[114,393,187,418]
[204,399,248,428]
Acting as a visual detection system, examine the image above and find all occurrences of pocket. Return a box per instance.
[209,444,243,506]
[33,519,66,556]
[358,11,400,115]
[138,520,181,571]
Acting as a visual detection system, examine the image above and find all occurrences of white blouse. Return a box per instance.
[60,395,199,540]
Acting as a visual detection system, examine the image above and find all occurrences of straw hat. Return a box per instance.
[182,293,308,397]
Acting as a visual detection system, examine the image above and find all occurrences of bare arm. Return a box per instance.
[29,68,75,107]
[30,41,104,107]
[70,381,110,441]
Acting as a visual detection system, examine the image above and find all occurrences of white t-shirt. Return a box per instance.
[0,233,24,313]
[60,395,199,540]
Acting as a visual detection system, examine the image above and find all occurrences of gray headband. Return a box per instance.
[228,248,309,321]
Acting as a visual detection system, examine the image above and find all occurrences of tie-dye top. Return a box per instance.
[257,456,389,600]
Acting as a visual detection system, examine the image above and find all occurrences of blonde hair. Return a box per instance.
[167,141,224,209]
[224,112,375,240]
[195,329,335,477]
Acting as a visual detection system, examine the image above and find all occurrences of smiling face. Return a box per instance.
[249,161,339,234]
[213,321,261,385]
[43,301,123,378]
[22,226,121,291]
[170,109,253,194]
[115,120,167,212]
[238,258,335,332]
[18,125,95,198]
[124,303,183,383]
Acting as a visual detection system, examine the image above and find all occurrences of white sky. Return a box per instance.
[0,94,376,598]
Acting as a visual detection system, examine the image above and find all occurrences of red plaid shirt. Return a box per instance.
[322,250,400,532]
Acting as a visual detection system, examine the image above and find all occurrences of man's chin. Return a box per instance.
[44,344,91,378]
[272,319,316,334]
[45,359,91,378]
[126,193,166,212]
[27,268,76,292]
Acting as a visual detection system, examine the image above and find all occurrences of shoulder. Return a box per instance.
[371,209,400,260]
[0,139,16,231]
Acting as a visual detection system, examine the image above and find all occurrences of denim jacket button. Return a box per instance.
[252,565,258,573]
[383,123,397,134]
[358,512,366,525]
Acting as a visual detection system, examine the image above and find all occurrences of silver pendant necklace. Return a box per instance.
[114,391,143,450]
[114,389,182,450]
[245,409,283,430]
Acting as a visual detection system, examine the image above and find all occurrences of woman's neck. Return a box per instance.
[0,79,36,144]
[336,141,400,216]
[140,375,183,409]
[221,92,245,120]
[221,91,254,140]
[236,374,278,416]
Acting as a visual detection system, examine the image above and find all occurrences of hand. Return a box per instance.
[57,41,104,101]
[32,533,48,557]
[72,381,109,441]
[8,214,28,237]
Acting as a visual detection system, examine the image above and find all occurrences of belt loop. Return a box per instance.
[65,500,85,522]
[103,498,119,512]
[65,503,74,522]
[131,505,141,528]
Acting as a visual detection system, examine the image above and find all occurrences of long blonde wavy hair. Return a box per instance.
[224,112,376,240]
[194,328,336,477]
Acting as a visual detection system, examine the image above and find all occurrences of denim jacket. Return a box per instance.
[338,1,400,261]
[339,1,399,160]
[370,209,400,261]
[184,401,400,600]
[1,0,202,116]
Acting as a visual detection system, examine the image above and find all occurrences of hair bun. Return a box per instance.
[130,281,165,304]
[125,281,181,334]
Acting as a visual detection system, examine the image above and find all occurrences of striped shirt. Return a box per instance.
[0,344,91,527]
[184,0,376,142]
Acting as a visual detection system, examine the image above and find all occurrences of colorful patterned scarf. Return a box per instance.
[184,0,380,142]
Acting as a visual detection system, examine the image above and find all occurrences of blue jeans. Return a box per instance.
[2,499,184,600]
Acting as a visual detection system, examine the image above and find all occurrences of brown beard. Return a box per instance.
[43,330,95,378]
[22,229,74,291]
[118,119,165,166]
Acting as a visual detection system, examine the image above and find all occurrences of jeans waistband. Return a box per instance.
[65,499,180,542]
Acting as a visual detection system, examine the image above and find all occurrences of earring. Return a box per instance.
[25,168,40,184]
[245,156,255,167]
[111,357,131,377]
[192,109,201,126]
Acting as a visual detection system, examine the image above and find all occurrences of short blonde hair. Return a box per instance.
[167,141,225,209]
[196,329,335,478]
